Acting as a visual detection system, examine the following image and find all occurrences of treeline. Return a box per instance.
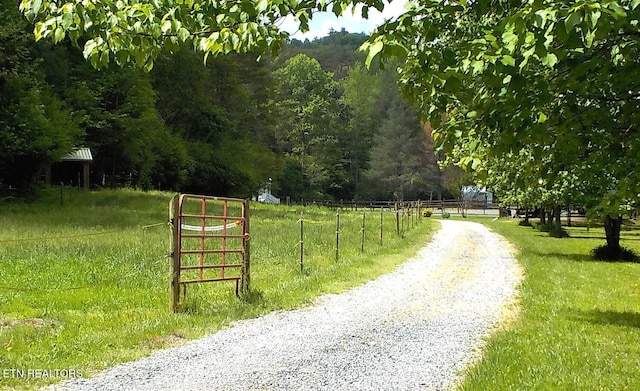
[1,2,442,202]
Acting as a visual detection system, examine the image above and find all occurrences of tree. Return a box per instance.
[18,0,385,70]
[340,63,381,199]
[0,1,81,196]
[272,54,343,200]
[21,0,639,257]
[364,94,440,201]
[364,0,640,258]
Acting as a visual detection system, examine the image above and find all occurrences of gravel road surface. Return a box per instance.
[48,220,522,391]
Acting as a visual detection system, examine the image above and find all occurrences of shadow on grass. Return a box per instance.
[529,251,594,262]
[532,251,640,264]
[573,309,640,329]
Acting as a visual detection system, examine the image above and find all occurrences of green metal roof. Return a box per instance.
[60,148,93,162]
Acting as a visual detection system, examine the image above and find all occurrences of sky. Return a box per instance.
[279,0,409,41]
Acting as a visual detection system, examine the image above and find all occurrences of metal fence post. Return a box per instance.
[300,211,304,273]
[380,207,383,246]
[335,209,340,262]
[361,211,366,254]
[169,194,180,312]
[241,199,251,294]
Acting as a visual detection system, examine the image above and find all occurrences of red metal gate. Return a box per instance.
[169,194,250,311]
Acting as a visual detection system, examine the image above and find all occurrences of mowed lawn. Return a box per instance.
[0,188,434,390]
[460,217,640,391]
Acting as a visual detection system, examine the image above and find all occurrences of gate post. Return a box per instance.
[241,199,251,294]
[169,194,181,312]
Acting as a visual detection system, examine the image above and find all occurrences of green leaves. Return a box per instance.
[363,40,383,68]
[564,10,583,33]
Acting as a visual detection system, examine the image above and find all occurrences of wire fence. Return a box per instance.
[295,204,425,273]
[0,198,441,295]
[0,220,167,292]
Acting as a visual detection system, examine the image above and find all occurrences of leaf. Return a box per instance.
[31,0,42,16]
[177,27,190,42]
[255,0,269,13]
[500,55,515,67]
[365,40,383,68]
[444,76,462,93]
[537,112,547,123]
[53,26,65,43]
[565,11,583,33]
[541,53,558,67]
[588,9,601,28]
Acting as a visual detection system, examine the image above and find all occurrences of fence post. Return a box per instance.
[300,211,304,273]
[361,211,366,254]
[241,199,251,294]
[380,207,383,246]
[335,209,340,262]
[169,194,181,312]
[395,203,400,236]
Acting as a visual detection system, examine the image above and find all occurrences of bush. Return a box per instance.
[422,208,433,217]
[534,222,553,232]
[592,245,638,262]
[518,220,532,227]
[442,212,451,219]
[533,222,569,238]
[549,226,570,238]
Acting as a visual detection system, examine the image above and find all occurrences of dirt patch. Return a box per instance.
[0,317,59,330]
[147,333,188,349]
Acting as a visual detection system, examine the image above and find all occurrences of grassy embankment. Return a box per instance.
[460,217,640,390]
[0,188,434,390]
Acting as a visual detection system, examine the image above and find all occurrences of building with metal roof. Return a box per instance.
[47,148,93,190]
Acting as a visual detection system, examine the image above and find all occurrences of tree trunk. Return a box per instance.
[603,214,622,251]
[554,206,562,233]
[540,207,546,224]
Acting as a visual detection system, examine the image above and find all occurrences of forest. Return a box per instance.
[0,3,444,202]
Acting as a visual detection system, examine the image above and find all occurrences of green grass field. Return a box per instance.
[3,191,639,390]
[460,217,640,391]
[0,188,434,390]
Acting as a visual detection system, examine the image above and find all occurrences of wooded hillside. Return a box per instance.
[1,5,442,201]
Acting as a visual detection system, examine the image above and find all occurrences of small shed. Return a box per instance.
[47,148,93,190]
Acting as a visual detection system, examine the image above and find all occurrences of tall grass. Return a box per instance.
[0,188,434,390]
[459,217,640,390]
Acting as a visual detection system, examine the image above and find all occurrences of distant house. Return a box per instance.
[461,185,493,204]
[257,186,280,205]
[47,148,93,190]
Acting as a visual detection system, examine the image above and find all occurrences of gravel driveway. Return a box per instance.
[49,220,522,391]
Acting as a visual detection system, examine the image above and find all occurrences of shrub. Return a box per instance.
[422,208,433,217]
[592,245,639,262]
[518,220,532,227]
[442,212,451,219]
[549,226,570,238]
[534,222,553,232]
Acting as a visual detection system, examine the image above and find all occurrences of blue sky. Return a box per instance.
[280,1,408,41]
